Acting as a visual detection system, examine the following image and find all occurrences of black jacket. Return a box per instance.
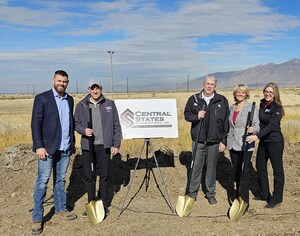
[184,91,229,145]
[256,99,284,143]
[74,94,122,150]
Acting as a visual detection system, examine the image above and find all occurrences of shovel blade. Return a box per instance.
[229,198,240,221]
[175,195,186,217]
[183,196,195,217]
[175,195,195,217]
[229,197,248,222]
[234,197,248,221]
[85,200,105,224]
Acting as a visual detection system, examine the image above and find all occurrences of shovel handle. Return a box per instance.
[185,104,205,193]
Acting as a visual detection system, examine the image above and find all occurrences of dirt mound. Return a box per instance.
[0,144,35,171]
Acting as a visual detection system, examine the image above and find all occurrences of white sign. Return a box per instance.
[115,99,179,139]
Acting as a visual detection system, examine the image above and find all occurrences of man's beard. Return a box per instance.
[55,85,65,92]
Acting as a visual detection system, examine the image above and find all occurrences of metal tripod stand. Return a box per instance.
[118,138,174,216]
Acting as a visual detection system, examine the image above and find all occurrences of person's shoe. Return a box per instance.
[31,221,43,235]
[207,196,217,205]
[82,211,88,218]
[253,196,268,201]
[265,202,281,209]
[104,206,110,216]
[56,211,77,220]
[243,204,250,215]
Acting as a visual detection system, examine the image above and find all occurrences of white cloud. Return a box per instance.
[0,5,83,27]
[88,0,133,12]
[0,0,300,93]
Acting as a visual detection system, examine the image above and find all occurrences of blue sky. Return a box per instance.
[0,0,300,93]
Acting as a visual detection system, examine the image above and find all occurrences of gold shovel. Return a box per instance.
[176,195,195,217]
[85,200,105,224]
[85,109,105,224]
[229,197,248,221]
[229,198,240,221]
[235,197,248,221]
[176,108,205,217]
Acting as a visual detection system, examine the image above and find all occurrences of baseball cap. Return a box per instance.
[88,80,102,88]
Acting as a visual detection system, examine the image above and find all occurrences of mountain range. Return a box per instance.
[183,58,300,90]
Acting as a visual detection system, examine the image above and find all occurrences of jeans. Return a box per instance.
[32,150,70,222]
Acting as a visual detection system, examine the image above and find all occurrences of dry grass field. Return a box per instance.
[0,88,299,154]
[0,88,300,236]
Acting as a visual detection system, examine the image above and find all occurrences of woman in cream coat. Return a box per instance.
[227,84,260,207]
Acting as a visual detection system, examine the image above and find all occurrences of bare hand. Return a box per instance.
[198,110,206,119]
[36,148,48,160]
[111,147,119,156]
[246,135,258,143]
[218,142,225,152]
[85,128,93,137]
[247,126,254,134]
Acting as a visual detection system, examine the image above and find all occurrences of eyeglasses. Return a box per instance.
[264,90,273,94]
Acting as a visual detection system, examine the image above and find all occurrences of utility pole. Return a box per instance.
[76,79,78,94]
[187,74,190,91]
[107,51,115,97]
[27,84,30,98]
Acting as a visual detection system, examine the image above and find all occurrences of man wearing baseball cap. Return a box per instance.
[74,79,122,218]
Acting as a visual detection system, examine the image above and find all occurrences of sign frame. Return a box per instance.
[115,99,179,139]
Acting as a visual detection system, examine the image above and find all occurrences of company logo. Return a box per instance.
[120,108,134,128]
[120,108,173,129]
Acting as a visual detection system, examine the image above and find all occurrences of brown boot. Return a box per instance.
[56,211,77,220]
[31,221,43,235]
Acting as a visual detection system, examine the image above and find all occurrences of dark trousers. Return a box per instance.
[256,142,284,204]
[187,142,219,199]
[82,145,111,206]
[229,150,253,204]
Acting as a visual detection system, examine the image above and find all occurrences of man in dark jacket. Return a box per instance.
[31,70,77,235]
[184,75,229,205]
[74,80,122,215]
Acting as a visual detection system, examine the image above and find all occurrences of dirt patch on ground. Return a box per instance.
[0,143,300,236]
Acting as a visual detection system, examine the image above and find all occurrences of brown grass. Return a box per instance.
[0,88,299,154]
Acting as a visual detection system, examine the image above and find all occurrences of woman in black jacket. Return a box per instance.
[246,82,285,208]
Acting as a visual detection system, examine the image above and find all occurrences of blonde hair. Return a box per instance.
[263,82,285,116]
[233,84,250,101]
